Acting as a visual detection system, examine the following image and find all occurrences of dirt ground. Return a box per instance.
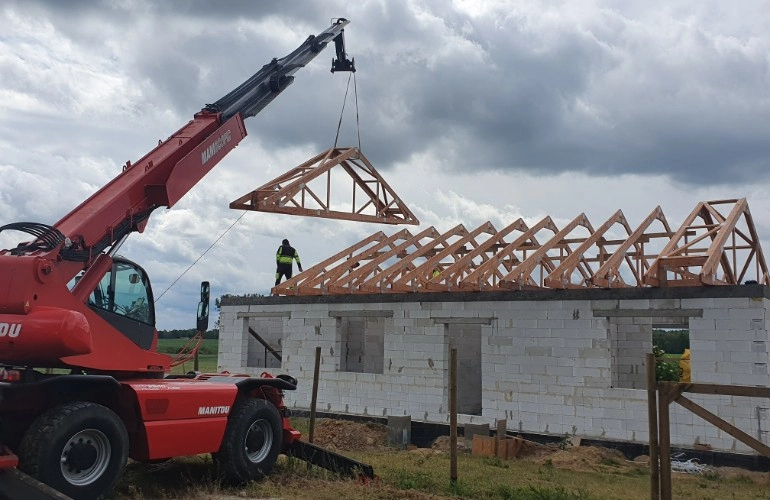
[308,418,770,481]
[309,419,389,451]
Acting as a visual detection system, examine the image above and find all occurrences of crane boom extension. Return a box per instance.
[210,18,352,120]
[50,18,352,275]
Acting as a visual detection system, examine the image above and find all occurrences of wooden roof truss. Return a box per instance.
[271,198,769,295]
[591,206,672,288]
[230,147,419,225]
[644,199,770,287]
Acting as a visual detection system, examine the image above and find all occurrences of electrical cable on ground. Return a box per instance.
[670,453,711,474]
[155,211,247,302]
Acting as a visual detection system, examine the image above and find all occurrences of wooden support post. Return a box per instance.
[658,383,672,500]
[309,346,321,444]
[496,419,506,458]
[646,353,660,500]
[449,347,458,485]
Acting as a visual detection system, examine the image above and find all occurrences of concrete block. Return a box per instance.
[680,298,717,309]
[537,319,565,329]
[689,318,716,330]
[578,348,609,358]
[489,336,513,346]
[585,358,610,368]
[463,423,490,448]
[721,340,755,352]
[525,346,552,356]
[730,351,768,363]
[547,308,585,320]
[591,300,619,310]
[728,308,765,320]
[730,373,770,386]
[693,351,725,363]
[546,365,574,377]
[713,298,752,309]
[552,347,580,358]
[618,299,651,309]
[650,299,682,309]
[564,337,594,348]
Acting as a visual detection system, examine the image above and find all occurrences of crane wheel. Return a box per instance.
[215,398,283,484]
[18,401,128,500]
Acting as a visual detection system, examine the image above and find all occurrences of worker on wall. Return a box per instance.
[275,238,303,285]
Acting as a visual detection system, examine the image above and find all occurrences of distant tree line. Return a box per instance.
[652,329,689,355]
[157,294,264,340]
[158,328,219,339]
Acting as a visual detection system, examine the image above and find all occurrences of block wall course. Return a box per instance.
[218,293,770,454]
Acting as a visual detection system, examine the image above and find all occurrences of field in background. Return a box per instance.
[157,338,218,373]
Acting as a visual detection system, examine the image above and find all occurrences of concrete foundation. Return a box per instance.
[218,285,770,454]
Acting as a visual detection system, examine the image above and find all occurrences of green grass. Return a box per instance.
[113,417,770,500]
[114,447,770,500]
[157,338,219,374]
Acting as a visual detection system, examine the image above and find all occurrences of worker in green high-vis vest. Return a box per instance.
[275,238,303,286]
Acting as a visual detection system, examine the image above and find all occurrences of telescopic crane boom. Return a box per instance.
[0,18,354,373]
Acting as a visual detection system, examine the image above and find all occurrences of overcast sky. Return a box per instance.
[2,0,770,330]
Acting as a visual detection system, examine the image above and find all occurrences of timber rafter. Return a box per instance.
[271,198,769,295]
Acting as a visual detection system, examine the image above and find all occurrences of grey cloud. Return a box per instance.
[9,1,770,185]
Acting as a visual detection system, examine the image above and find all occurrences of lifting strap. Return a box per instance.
[333,71,362,152]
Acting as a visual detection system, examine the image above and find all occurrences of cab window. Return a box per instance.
[88,261,153,324]
[112,263,152,324]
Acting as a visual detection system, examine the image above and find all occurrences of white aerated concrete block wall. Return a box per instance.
[218,294,770,454]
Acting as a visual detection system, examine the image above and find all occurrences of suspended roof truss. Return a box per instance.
[272,198,769,296]
[230,147,419,225]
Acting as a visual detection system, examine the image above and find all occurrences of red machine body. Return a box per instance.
[121,373,300,461]
[0,19,361,500]
[0,112,246,373]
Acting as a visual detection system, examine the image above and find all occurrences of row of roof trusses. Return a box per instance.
[271,198,769,296]
[230,147,419,225]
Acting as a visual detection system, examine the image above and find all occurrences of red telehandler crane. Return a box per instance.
[0,18,371,500]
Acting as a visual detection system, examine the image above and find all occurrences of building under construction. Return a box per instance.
[219,195,770,454]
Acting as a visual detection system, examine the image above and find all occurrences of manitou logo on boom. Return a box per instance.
[201,130,232,165]
[0,323,21,338]
[198,405,230,416]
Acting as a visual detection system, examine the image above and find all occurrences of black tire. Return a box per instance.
[216,398,283,484]
[18,401,128,500]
